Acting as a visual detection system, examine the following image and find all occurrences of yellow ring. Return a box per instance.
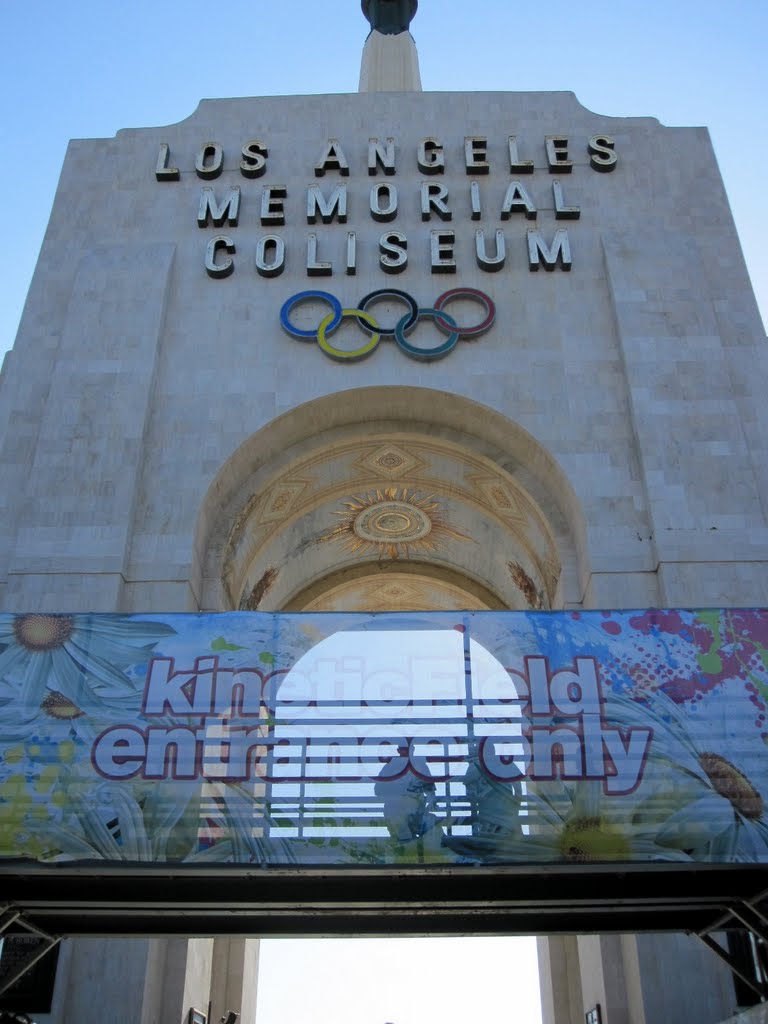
[317,309,381,361]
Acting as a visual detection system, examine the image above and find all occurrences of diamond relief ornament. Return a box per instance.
[356,444,425,479]
[257,480,311,524]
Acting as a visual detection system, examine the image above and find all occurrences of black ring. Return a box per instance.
[356,289,419,337]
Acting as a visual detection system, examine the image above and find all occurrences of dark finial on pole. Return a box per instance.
[361,0,418,35]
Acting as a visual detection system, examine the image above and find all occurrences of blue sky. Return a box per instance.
[1,2,765,1020]
[0,0,766,358]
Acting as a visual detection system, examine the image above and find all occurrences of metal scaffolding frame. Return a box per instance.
[0,905,59,999]
[697,888,768,1003]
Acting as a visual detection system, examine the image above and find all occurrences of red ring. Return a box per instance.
[433,288,496,337]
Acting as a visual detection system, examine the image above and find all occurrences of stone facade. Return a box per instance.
[3,89,765,622]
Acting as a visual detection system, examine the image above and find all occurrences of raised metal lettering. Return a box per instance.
[527,229,572,271]
[552,180,580,220]
[470,181,482,221]
[195,142,224,180]
[465,137,489,174]
[421,182,451,222]
[307,233,332,276]
[475,230,506,271]
[417,138,445,175]
[500,182,537,220]
[261,185,287,225]
[255,235,285,278]
[588,134,618,172]
[155,143,180,181]
[508,136,533,174]
[240,140,268,178]
[205,236,235,278]
[197,187,240,228]
[314,139,350,177]
[430,230,456,273]
[307,184,347,224]
[379,231,408,274]
[370,183,398,222]
[545,136,572,173]
[368,137,396,176]
[346,232,357,276]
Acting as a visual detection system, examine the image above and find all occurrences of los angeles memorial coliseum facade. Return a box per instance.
[1,3,766,1022]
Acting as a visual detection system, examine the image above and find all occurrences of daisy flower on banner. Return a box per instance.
[444,771,685,865]
[31,774,203,864]
[0,613,176,720]
[606,688,768,862]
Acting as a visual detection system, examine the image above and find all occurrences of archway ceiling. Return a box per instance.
[223,433,561,612]
[290,568,497,612]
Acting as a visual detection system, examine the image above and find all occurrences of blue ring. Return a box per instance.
[356,289,419,337]
[280,291,342,339]
[394,309,460,361]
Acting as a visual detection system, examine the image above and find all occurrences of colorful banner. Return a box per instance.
[0,609,767,868]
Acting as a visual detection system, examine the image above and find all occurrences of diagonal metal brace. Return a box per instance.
[0,910,60,999]
[729,902,768,945]
[0,909,23,938]
[698,933,767,1002]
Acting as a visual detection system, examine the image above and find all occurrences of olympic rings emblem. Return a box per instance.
[279,287,496,362]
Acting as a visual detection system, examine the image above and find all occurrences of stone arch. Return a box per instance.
[194,386,588,612]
